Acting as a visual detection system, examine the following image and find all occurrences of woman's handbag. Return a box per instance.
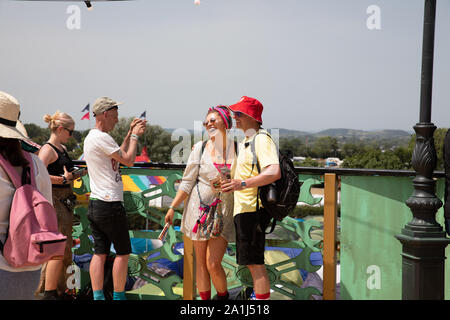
[192,185,224,240]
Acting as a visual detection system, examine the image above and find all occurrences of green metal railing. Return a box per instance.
[71,162,450,300]
[70,162,325,300]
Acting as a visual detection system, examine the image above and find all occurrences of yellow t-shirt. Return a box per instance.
[232,130,279,215]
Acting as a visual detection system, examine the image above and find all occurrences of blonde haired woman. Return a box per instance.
[165,106,236,300]
[36,111,86,299]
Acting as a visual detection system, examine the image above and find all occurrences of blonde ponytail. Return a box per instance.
[43,111,75,132]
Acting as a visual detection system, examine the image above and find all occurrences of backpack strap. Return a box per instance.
[0,151,35,254]
[21,151,36,187]
[0,153,22,189]
[195,140,209,206]
[0,151,35,189]
[200,140,208,155]
[245,130,279,234]
[247,130,273,175]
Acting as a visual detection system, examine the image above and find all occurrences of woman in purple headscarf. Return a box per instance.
[165,105,236,300]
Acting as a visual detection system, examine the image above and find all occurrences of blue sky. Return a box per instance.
[0,0,449,132]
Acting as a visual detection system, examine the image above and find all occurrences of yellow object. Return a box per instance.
[265,250,303,287]
[122,175,142,192]
[232,130,279,215]
[126,283,184,297]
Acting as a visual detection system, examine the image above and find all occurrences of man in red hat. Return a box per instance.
[222,96,281,300]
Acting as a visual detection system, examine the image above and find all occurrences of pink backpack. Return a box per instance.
[0,151,66,268]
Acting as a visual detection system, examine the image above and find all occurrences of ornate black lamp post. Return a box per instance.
[395,0,450,300]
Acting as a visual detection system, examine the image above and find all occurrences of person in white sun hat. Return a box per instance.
[0,91,52,300]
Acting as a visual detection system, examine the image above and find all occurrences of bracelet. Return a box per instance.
[130,134,139,140]
[169,205,175,210]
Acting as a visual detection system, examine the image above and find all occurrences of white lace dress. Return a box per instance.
[179,141,235,243]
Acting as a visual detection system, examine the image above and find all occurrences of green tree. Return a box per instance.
[109,117,176,163]
[279,137,304,157]
[340,142,367,158]
[311,136,339,159]
[393,146,412,169]
[298,157,320,167]
[342,148,407,170]
[24,123,50,145]
[434,128,447,171]
[141,124,175,163]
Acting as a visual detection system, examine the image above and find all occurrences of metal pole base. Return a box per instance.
[396,233,450,300]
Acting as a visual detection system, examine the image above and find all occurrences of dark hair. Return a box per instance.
[0,138,29,167]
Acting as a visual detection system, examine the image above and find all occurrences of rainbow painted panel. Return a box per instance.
[123,174,167,192]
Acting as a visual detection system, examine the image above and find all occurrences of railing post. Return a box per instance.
[395,0,450,300]
[323,173,338,300]
[182,234,195,300]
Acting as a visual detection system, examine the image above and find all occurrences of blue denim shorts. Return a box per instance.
[88,199,131,256]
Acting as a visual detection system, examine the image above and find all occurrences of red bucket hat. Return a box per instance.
[228,96,263,123]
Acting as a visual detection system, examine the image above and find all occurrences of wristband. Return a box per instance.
[130,134,139,140]
[61,175,68,185]
[169,205,175,210]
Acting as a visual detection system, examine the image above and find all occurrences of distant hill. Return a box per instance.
[275,128,310,137]
[165,127,413,141]
[315,128,412,142]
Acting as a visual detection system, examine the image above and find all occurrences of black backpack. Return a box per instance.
[248,131,301,233]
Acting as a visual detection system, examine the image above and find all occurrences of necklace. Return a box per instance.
[212,142,228,164]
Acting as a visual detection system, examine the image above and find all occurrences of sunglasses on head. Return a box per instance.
[105,105,118,113]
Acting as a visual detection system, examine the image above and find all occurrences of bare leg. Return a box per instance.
[112,254,129,292]
[44,259,64,291]
[89,254,107,292]
[247,264,270,295]
[206,236,228,294]
[193,240,211,294]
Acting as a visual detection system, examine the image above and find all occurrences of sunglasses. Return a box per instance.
[106,105,118,112]
[63,127,74,136]
[203,118,217,127]
[233,111,243,117]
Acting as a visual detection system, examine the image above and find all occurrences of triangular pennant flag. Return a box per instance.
[81,112,89,120]
[81,103,90,113]
[140,111,146,119]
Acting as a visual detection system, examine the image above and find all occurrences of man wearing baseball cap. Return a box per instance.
[83,97,146,300]
[222,96,281,300]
